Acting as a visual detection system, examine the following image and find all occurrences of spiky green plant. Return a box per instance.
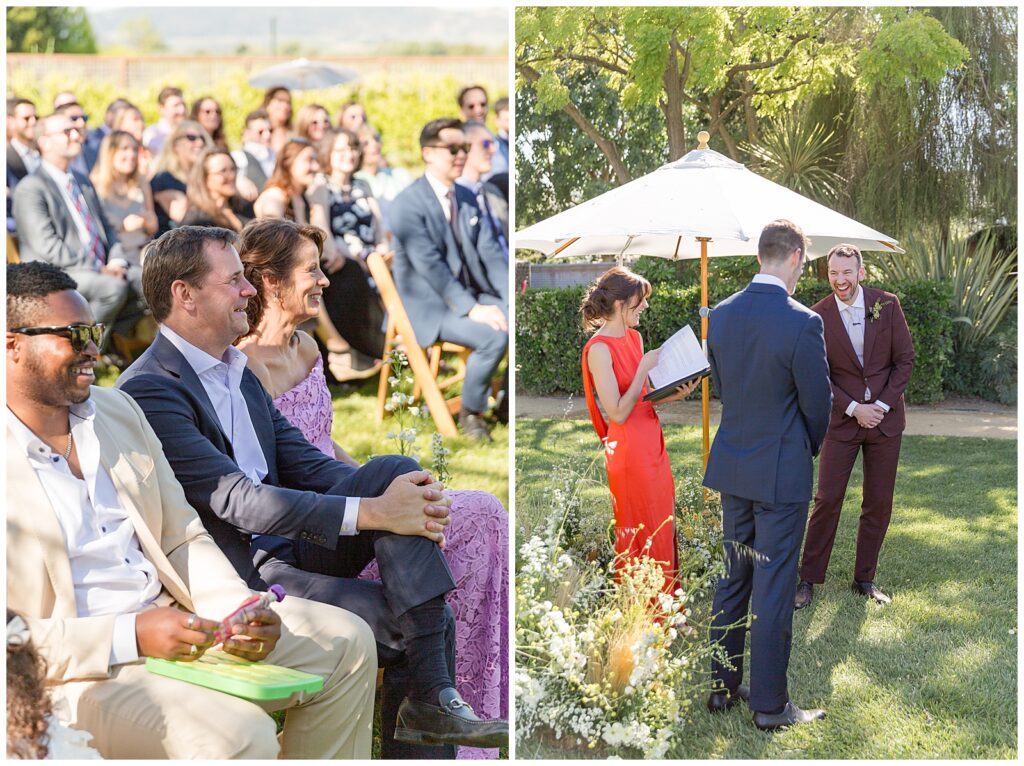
[873,229,1017,350]
[740,114,845,203]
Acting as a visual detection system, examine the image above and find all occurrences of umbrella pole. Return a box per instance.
[699,237,710,470]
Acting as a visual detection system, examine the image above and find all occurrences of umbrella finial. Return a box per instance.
[697,131,710,149]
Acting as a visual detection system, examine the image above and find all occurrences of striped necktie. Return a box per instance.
[65,175,104,270]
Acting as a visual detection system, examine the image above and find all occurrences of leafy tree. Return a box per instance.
[7,7,97,54]
[114,17,168,54]
[516,6,967,186]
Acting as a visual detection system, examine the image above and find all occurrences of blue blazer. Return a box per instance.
[390,175,508,347]
[116,333,353,585]
[703,281,833,505]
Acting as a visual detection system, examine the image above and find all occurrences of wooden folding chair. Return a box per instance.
[7,233,20,263]
[366,251,470,438]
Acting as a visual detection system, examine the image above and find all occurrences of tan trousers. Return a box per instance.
[54,596,377,759]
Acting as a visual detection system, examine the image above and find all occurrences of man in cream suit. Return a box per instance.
[6,261,377,759]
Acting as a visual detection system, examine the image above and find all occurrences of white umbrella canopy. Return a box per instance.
[248,58,359,91]
[516,142,903,260]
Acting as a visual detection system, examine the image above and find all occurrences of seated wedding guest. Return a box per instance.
[7,97,38,236]
[115,226,508,755]
[52,91,77,110]
[317,127,388,364]
[53,101,92,177]
[7,261,379,758]
[90,130,158,274]
[181,147,255,231]
[107,102,153,181]
[354,124,412,238]
[261,85,293,155]
[390,118,508,442]
[236,219,509,757]
[189,96,227,149]
[456,85,507,178]
[580,267,696,595]
[231,108,276,194]
[254,138,369,382]
[82,98,129,173]
[295,103,332,144]
[337,101,367,132]
[12,111,144,341]
[149,120,211,235]
[142,86,187,156]
[493,97,509,168]
[458,121,508,260]
[7,610,102,759]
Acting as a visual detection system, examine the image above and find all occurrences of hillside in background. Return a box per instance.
[87,6,508,55]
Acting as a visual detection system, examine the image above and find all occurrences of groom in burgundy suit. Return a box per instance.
[796,244,914,608]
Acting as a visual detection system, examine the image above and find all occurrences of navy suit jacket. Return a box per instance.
[703,281,833,505]
[390,175,508,347]
[116,333,353,585]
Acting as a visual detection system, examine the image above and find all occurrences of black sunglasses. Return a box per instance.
[182,133,205,143]
[11,323,105,352]
[427,142,471,156]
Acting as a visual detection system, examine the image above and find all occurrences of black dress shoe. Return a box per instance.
[395,688,508,748]
[852,580,891,604]
[753,702,826,731]
[458,410,494,443]
[707,683,750,713]
[795,581,814,610]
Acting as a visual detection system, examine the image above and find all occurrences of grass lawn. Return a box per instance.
[515,418,1017,759]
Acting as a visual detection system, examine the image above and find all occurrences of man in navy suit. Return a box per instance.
[116,226,508,755]
[389,118,508,442]
[703,220,833,730]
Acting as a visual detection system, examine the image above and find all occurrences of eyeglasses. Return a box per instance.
[208,166,237,176]
[47,126,84,138]
[11,323,105,352]
[481,138,495,150]
[181,134,205,143]
[67,113,89,124]
[426,142,471,156]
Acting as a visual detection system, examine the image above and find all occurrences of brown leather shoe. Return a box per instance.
[458,409,494,442]
[795,581,814,610]
[852,580,891,604]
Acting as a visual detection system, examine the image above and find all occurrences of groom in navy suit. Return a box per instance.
[389,118,508,442]
[703,220,833,730]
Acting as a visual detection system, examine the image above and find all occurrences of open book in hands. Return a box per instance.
[643,325,710,402]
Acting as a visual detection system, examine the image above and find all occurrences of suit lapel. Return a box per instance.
[822,298,863,371]
[6,430,78,618]
[93,414,193,609]
[241,371,277,475]
[861,287,878,367]
[417,177,465,278]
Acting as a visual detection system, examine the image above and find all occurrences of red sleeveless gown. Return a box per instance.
[582,330,678,594]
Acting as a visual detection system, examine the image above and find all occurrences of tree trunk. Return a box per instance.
[708,93,740,160]
[662,34,687,160]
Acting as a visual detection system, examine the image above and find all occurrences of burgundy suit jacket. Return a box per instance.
[811,286,915,440]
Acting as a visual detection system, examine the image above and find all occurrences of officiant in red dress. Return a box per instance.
[580,267,697,594]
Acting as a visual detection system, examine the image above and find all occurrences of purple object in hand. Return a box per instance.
[213,584,286,644]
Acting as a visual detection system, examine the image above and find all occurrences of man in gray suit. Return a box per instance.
[12,111,144,338]
[703,220,833,730]
[390,118,508,441]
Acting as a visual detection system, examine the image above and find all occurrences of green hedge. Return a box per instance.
[516,275,953,404]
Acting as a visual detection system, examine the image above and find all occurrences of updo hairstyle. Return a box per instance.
[580,266,652,330]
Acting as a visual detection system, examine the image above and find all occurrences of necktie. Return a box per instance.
[66,176,104,270]
[446,187,462,249]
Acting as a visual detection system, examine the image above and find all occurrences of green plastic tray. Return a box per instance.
[145,649,324,700]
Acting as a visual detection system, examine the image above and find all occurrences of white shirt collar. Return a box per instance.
[456,176,481,194]
[11,138,38,158]
[40,159,73,185]
[834,284,864,313]
[751,273,789,292]
[7,399,96,460]
[159,324,247,377]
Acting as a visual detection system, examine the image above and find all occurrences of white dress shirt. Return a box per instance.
[160,326,360,535]
[751,273,789,292]
[7,404,162,668]
[232,143,276,179]
[834,286,889,416]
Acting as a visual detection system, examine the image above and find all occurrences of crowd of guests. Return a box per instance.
[7,82,509,438]
[5,80,511,759]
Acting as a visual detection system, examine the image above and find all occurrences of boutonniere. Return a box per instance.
[869,299,893,322]
[469,215,479,227]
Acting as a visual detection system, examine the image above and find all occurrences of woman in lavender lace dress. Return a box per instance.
[236,218,507,759]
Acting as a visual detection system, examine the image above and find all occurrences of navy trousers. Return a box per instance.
[252,454,458,758]
[710,492,808,713]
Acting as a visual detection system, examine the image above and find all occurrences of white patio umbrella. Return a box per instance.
[517,131,903,467]
[248,58,359,91]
